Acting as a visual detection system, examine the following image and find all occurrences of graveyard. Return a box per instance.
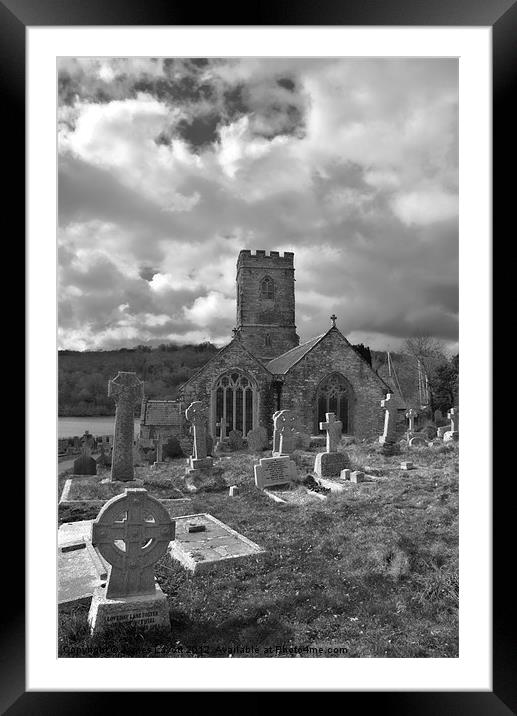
[58,382,459,659]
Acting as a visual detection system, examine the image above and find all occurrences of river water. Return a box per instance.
[58,416,140,438]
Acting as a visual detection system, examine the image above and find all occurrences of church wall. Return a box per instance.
[279,329,386,438]
[179,339,275,436]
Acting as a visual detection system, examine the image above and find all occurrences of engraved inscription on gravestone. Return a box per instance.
[254,455,297,490]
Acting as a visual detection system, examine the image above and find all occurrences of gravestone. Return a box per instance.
[254,455,298,490]
[229,485,240,497]
[314,412,348,478]
[272,410,282,454]
[96,443,111,468]
[272,410,297,457]
[444,407,459,442]
[409,435,427,447]
[247,425,268,453]
[228,429,244,451]
[184,402,223,491]
[406,408,418,436]
[379,393,398,444]
[152,434,165,469]
[88,488,175,635]
[108,371,144,482]
[80,431,95,456]
[350,471,365,483]
[73,454,97,475]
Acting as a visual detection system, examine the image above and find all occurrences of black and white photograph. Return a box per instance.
[56,55,461,659]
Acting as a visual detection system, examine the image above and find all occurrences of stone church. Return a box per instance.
[179,249,391,439]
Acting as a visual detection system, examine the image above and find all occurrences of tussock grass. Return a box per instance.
[59,441,458,658]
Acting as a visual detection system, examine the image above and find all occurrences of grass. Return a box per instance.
[58,441,458,658]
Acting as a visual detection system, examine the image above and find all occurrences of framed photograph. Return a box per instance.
[10,0,506,708]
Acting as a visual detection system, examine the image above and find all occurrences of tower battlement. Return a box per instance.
[237,250,294,268]
[235,249,299,362]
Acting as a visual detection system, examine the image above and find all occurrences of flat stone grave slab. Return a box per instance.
[168,513,266,573]
[263,484,326,504]
[58,538,110,609]
[59,475,189,507]
[315,473,380,493]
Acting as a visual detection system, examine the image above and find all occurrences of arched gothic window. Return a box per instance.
[316,373,354,434]
[260,276,275,299]
[214,371,255,437]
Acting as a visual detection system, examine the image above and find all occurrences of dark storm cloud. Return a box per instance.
[58,58,458,351]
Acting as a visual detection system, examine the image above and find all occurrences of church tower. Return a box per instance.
[235,249,300,362]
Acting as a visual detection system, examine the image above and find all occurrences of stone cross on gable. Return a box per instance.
[319,412,342,453]
[330,314,337,328]
[447,407,459,432]
[405,408,418,433]
[108,371,144,482]
[185,401,207,460]
[273,409,297,456]
[92,488,175,599]
[380,393,398,444]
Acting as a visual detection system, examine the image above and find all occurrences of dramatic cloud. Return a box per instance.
[58,57,458,352]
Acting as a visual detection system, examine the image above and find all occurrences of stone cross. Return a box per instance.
[273,409,297,455]
[108,371,144,482]
[319,412,342,453]
[272,410,282,453]
[405,408,418,433]
[92,488,175,599]
[185,401,207,460]
[330,314,337,328]
[80,430,95,457]
[380,393,398,444]
[447,407,458,432]
[216,419,229,441]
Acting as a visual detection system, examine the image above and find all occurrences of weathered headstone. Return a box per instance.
[314,412,348,477]
[379,393,398,444]
[254,455,298,490]
[80,431,95,457]
[272,410,282,454]
[340,468,351,481]
[444,407,459,442]
[88,488,174,635]
[247,425,268,453]
[229,485,240,497]
[409,435,427,447]
[184,402,223,491]
[73,454,97,476]
[152,434,165,469]
[401,461,414,470]
[272,410,297,457]
[350,471,365,483]
[228,429,244,451]
[96,443,111,468]
[108,371,144,482]
[437,425,451,438]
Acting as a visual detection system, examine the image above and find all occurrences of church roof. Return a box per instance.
[265,333,326,374]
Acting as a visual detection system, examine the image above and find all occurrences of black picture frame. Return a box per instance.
[10,0,506,710]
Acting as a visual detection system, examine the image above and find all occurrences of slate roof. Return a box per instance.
[265,333,326,375]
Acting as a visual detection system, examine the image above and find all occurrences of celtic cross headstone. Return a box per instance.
[88,488,174,634]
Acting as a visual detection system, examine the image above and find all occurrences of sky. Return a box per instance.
[57,57,458,353]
